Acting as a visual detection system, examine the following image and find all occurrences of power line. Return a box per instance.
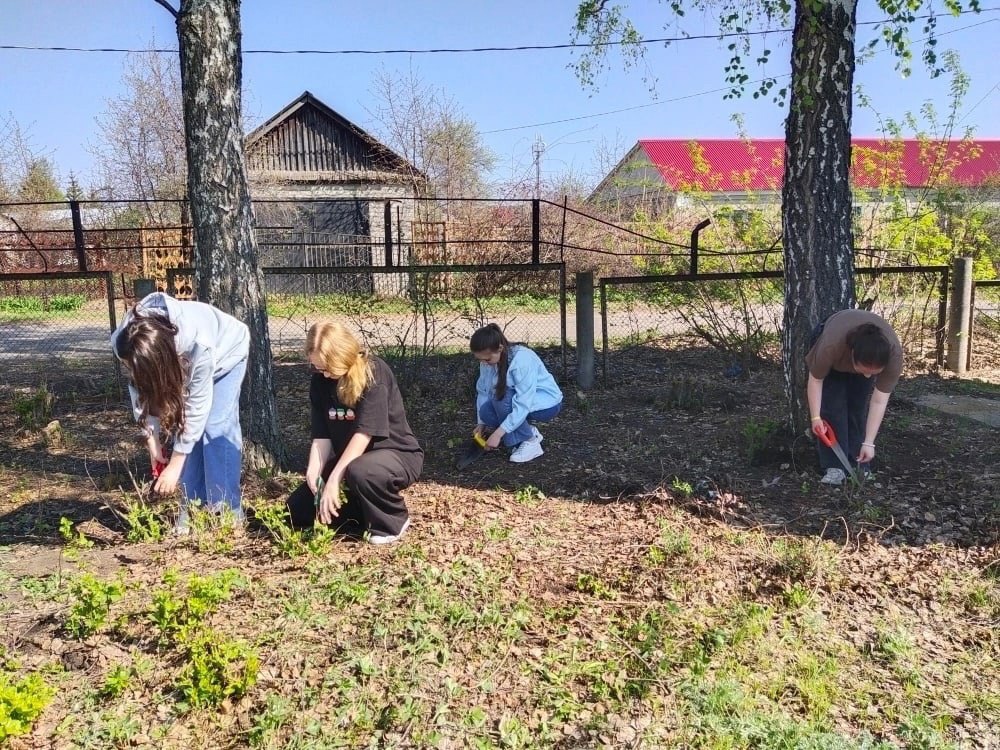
[0,8,996,56]
[483,17,999,135]
[959,78,1000,122]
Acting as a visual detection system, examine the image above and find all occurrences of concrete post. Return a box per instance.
[575,271,595,390]
[946,256,973,374]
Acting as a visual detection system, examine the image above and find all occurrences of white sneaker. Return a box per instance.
[530,426,544,443]
[510,437,544,463]
[820,468,846,486]
[369,518,410,545]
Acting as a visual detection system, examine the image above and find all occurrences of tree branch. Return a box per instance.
[152,0,178,18]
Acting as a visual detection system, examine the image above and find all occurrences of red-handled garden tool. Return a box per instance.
[152,460,167,479]
[815,420,862,487]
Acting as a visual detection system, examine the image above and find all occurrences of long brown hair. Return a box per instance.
[306,322,373,407]
[114,309,186,435]
[470,323,511,400]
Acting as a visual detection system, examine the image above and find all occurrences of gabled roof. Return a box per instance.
[245,91,423,179]
[617,138,1000,193]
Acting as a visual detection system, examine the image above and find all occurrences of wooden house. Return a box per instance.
[245,91,425,293]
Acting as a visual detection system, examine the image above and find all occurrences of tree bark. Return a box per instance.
[781,0,858,434]
[177,0,287,468]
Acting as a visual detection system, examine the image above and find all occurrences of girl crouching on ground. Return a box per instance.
[285,322,423,544]
[470,323,562,464]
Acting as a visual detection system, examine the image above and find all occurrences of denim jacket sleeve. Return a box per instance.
[474,363,493,423]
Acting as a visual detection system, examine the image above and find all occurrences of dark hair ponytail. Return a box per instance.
[847,323,891,367]
[470,323,512,399]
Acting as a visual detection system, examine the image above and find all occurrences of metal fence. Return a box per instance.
[164,263,568,363]
[597,265,950,382]
[2,196,995,395]
[0,271,119,386]
[971,280,1000,371]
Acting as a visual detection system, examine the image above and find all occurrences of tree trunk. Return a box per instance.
[781,0,858,434]
[177,0,287,469]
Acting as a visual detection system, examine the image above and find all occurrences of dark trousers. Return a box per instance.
[818,370,874,472]
[286,450,422,536]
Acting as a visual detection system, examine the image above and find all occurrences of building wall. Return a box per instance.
[249,178,419,296]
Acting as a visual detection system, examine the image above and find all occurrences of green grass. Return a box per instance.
[3,484,996,747]
[267,290,567,318]
[0,294,88,321]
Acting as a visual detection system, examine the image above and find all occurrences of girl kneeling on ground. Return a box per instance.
[470,323,563,464]
[285,322,423,544]
[111,292,249,533]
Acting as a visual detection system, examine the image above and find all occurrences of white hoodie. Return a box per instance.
[111,293,249,453]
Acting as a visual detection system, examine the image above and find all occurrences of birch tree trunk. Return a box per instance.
[177,0,286,468]
[781,0,858,434]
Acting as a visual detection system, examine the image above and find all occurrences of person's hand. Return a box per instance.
[811,418,830,441]
[473,424,486,439]
[153,458,183,496]
[858,443,876,464]
[485,430,503,450]
[317,478,343,525]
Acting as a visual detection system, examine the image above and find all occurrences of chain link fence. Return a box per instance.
[1,196,990,400]
[169,263,567,382]
[597,266,949,383]
[971,280,1000,371]
[0,272,120,388]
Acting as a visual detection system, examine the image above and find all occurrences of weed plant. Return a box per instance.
[0,671,54,741]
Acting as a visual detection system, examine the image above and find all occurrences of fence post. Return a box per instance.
[946,256,973,374]
[936,267,949,367]
[531,199,540,265]
[70,200,88,271]
[576,271,595,390]
[689,218,710,275]
[134,278,155,299]
[384,201,393,267]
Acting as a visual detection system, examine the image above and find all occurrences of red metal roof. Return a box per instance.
[638,138,1000,192]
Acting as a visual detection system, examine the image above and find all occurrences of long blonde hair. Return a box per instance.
[306,322,374,407]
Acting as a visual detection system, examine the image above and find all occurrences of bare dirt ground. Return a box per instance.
[1,337,998,748]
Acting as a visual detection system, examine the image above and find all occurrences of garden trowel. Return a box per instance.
[455,432,489,471]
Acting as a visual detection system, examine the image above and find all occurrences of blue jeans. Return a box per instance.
[809,320,874,473]
[818,369,874,473]
[179,359,246,514]
[478,391,562,447]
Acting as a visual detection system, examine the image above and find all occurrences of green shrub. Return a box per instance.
[150,569,244,645]
[65,574,125,639]
[0,672,54,741]
[59,516,93,550]
[254,501,335,558]
[175,635,259,709]
[120,499,166,543]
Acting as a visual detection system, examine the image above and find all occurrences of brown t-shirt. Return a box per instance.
[805,309,904,393]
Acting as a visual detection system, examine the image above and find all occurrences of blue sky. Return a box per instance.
[2,0,999,194]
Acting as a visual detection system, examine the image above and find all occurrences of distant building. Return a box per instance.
[244,91,426,292]
[589,138,1000,216]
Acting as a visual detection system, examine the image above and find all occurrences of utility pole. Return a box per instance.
[532,135,545,200]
